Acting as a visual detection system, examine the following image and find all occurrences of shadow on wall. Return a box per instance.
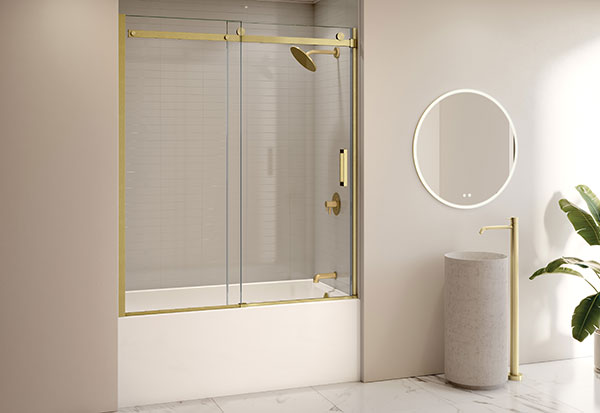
[528,32,600,360]
[413,257,445,371]
[527,191,572,358]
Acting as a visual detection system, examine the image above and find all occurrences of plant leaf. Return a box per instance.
[529,257,599,291]
[559,199,600,246]
[571,293,600,342]
[560,257,600,275]
[577,185,600,226]
[529,265,584,280]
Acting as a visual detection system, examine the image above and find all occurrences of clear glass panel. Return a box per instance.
[124,16,235,312]
[122,16,354,312]
[240,23,353,303]
[226,21,243,306]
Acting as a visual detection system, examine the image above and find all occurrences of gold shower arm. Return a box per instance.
[306,48,340,58]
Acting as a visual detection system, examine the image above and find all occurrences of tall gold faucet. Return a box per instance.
[479,217,522,382]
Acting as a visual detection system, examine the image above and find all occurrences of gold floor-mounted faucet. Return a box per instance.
[313,272,337,283]
[479,217,522,382]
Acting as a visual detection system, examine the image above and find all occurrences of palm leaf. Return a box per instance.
[529,257,599,291]
[577,185,600,226]
[529,264,584,280]
[571,293,600,342]
[530,257,600,276]
[560,257,600,275]
[559,199,600,246]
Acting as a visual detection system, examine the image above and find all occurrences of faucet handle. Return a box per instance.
[325,200,338,214]
[324,192,341,216]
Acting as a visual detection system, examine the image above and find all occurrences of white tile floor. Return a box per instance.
[118,357,600,412]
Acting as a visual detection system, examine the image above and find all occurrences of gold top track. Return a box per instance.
[128,30,356,48]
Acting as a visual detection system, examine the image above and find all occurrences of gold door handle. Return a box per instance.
[325,192,341,215]
[339,149,348,187]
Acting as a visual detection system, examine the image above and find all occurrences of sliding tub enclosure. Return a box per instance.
[117,1,359,407]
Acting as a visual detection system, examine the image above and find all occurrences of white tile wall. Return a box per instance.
[122,0,357,296]
[125,17,232,290]
[120,0,314,26]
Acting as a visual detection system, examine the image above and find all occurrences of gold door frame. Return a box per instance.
[118,15,359,317]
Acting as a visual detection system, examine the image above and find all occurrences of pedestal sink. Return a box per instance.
[444,251,509,389]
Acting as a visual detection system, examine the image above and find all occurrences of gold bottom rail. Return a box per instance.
[124,295,358,317]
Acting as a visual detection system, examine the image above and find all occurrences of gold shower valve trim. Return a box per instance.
[325,192,341,215]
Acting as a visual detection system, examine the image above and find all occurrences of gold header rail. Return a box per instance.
[128,29,355,48]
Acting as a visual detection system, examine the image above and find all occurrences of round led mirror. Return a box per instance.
[413,89,518,209]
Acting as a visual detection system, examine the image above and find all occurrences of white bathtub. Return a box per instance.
[126,279,347,313]
[118,280,360,408]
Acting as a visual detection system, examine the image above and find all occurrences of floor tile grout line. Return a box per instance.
[311,386,345,412]
[404,377,465,411]
[210,397,225,412]
[417,373,586,413]
[508,377,587,413]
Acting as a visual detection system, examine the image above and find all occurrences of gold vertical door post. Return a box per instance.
[479,217,522,381]
[509,217,521,381]
[351,27,358,297]
[118,14,126,317]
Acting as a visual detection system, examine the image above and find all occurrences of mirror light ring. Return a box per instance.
[412,88,519,210]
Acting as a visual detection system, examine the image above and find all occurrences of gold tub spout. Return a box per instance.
[313,272,337,283]
[479,217,522,382]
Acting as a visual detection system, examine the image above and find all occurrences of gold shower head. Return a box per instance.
[290,46,340,72]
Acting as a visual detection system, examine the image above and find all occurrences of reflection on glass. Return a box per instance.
[414,90,517,208]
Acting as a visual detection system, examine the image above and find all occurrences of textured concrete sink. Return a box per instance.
[444,251,509,389]
[445,251,507,261]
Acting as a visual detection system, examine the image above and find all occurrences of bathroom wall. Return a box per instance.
[416,105,440,194]
[315,0,359,28]
[120,0,314,24]
[362,0,600,381]
[0,1,118,412]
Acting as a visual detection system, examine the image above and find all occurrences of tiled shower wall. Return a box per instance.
[122,0,356,291]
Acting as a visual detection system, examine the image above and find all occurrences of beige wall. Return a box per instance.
[362,0,600,381]
[0,1,118,412]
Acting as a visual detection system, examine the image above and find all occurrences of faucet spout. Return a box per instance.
[313,272,337,283]
[479,224,512,235]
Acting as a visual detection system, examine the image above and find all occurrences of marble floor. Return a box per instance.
[118,357,600,412]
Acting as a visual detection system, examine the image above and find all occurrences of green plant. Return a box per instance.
[530,185,600,342]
